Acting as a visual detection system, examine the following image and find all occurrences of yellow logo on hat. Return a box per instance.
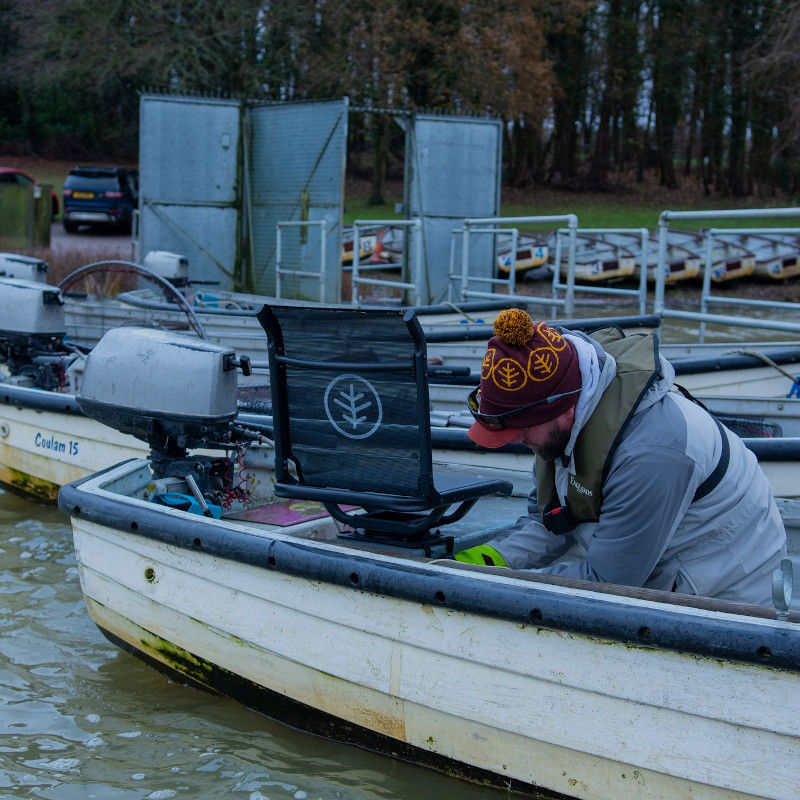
[537,322,566,352]
[481,348,496,379]
[492,358,527,390]
[527,347,559,381]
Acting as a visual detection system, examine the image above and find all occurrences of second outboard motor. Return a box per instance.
[143,250,190,288]
[0,252,49,283]
[0,277,78,390]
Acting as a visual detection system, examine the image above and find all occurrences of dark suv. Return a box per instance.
[62,166,139,233]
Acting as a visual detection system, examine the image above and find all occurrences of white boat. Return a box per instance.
[495,231,550,276]
[651,229,705,283]
[548,232,637,282]
[712,232,800,280]
[702,233,757,282]
[56,258,522,360]
[340,225,381,265]
[57,315,800,800]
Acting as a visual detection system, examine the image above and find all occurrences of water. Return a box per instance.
[0,489,503,800]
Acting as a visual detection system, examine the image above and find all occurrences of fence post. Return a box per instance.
[351,221,361,305]
[565,215,578,316]
[318,219,327,304]
[654,213,669,315]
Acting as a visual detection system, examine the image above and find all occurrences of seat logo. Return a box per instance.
[324,374,383,439]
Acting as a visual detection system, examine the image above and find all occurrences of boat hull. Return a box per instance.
[0,402,146,501]
[676,363,800,397]
[68,501,800,800]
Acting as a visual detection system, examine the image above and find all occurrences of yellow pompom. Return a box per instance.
[493,308,535,346]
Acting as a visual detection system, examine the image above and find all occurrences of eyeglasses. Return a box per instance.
[467,386,581,431]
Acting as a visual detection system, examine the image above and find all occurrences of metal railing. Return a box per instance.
[449,215,579,314]
[350,218,423,306]
[655,208,800,340]
[275,219,328,303]
[550,227,649,315]
[131,209,141,263]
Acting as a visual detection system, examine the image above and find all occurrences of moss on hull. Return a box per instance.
[0,465,60,503]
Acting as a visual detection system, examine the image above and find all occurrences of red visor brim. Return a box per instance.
[466,421,525,449]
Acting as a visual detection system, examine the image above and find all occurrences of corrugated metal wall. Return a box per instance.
[139,95,242,287]
[138,96,501,304]
[246,99,348,302]
[406,114,502,303]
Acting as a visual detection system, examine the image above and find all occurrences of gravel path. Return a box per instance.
[50,222,134,260]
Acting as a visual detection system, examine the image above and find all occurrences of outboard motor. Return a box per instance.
[143,250,190,288]
[0,252,49,283]
[77,328,260,503]
[0,277,80,390]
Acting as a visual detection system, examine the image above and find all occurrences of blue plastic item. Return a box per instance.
[151,492,222,519]
[788,378,800,399]
[194,292,220,308]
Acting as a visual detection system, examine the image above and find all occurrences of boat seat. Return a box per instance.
[257,304,512,549]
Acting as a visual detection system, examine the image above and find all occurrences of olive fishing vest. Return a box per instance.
[536,328,660,527]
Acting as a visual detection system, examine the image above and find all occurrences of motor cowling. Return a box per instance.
[0,278,69,388]
[143,250,190,286]
[0,253,49,283]
[76,327,239,456]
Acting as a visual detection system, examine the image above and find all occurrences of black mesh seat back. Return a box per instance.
[259,305,434,498]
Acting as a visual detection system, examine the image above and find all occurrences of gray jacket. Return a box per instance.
[488,331,787,605]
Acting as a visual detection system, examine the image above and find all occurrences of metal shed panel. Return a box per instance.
[139,95,242,287]
[407,114,502,303]
[139,205,239,285]
[246,99,347,302]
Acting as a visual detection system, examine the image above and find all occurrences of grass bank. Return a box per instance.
[346,176,799,230]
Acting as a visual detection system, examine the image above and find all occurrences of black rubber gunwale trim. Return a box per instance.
[0,383,82,414]
[672,348,800,375]
[59,475,800,672]
[424,314,660,343]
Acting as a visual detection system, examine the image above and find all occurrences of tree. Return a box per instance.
[651,0,689,189]
[588,0,644,186]
[746,1,800,191]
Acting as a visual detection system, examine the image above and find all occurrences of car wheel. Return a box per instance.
[63,221,79,233]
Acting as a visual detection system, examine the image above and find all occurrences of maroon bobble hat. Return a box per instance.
[467,308,582,448]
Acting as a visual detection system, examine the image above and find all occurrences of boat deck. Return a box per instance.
[207,492,528,560]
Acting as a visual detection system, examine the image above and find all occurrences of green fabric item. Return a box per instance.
[536,328,659,525]
[454,544,508,567]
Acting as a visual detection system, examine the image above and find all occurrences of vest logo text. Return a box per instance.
[569,475,593,496]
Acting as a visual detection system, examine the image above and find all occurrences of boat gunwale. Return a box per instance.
[1,382,82,414]
[59,462,800,673]
[70,292,530,320]
[671,347,800,375]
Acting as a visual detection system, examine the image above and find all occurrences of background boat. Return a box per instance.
[547,231,637,282]
[713,231,800,280]
[495,231,549,276]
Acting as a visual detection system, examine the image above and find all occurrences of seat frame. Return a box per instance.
[258,305,512,547]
